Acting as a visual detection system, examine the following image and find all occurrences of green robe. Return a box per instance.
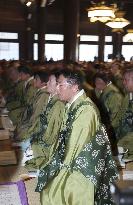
[99,83,123,129]
[116,94,133,160]
[23,78,36,106]
[25,95,65,169]
[18,88,49,140]
[6,80,25,125]
[111,73,125,95]
[30,88,49,123]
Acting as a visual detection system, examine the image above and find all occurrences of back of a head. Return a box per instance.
[9,66,20,81]
[49,67,62,80]
[124,65,133,76]
[18,66,33,76]
[94,72,111,84]
[34,70,49,83]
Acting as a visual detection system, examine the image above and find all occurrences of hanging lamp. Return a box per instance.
[87,1,116,23]
[123,29,133,42]
[106,11,130,30]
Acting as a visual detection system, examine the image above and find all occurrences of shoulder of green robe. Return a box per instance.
[101,84,122,101]
[81,97,101,118]
[105,84,121,94]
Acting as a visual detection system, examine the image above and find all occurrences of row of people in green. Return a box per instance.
[4,61,133,204]
[93,67,133,162]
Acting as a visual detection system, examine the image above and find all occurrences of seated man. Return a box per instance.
[94,72,123,152]
[35,69,118,205]
[22,69,64,171]
[5,66,25,125]
[110,63,124,95]
[18,65,36,108]
[94,72,123,129]
[17,70,49,139]
[116,68,133,162]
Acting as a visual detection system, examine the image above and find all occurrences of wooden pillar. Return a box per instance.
[26,26,34,62]
[37,6,46,63]
[98,22,105,62]
[112,32,123,59]
[19,7,34,62]
[24,7,34,62]
[19,31,27,61]
[64,0,80,62]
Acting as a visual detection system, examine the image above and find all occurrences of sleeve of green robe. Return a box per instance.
[29,92,49,123]
[26,100,65,169]
[105,91,123,128]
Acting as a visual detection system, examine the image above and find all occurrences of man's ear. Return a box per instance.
[73,84,79,92]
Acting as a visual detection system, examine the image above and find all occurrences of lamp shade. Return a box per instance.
[87,4,115,23]
[106,18,130,28]
[123,29,133,42]
[106,11,130,29]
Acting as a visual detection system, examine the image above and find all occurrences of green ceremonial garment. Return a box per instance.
[15,78,36,128]
[116,94,133,160]
[99,83,123,128]
[35,93,118,205]
[30,88,49,123]
[94,88,102,99]
[111,74,124,95]
[6,80,25,125]
[18,88,49,140]
[25,95,65,169]
[23,78,36,106]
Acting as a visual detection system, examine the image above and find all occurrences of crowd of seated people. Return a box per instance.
[0,59,133,153]
[0,58,133,204]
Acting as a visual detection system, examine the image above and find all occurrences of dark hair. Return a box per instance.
[123,66,133,75]
[18,66,33,76]
[94,72,111,84]
[49,68,62,80]
[58,69,85,90]
[110,63,121,69]
[34,70,49,83]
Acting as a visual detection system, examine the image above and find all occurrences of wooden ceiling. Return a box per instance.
[0,0,133,34]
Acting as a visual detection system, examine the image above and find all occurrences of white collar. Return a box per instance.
[129,92,133,101]
[48,93,56,103]
[66,89,84,109]
[107,81,112,87]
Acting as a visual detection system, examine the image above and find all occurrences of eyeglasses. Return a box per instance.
[57,82,70,87]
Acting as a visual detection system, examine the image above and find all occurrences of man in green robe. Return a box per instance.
[94,72,123,152]
[5,67,25,125]
[17,70,49,139]
[36,69,118,205]
[15,66,36,129]
[116,68,133,161]
[110,63,125,95]
[18,66,36,107]
[94,72,123,129]
[22,70,64,171]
